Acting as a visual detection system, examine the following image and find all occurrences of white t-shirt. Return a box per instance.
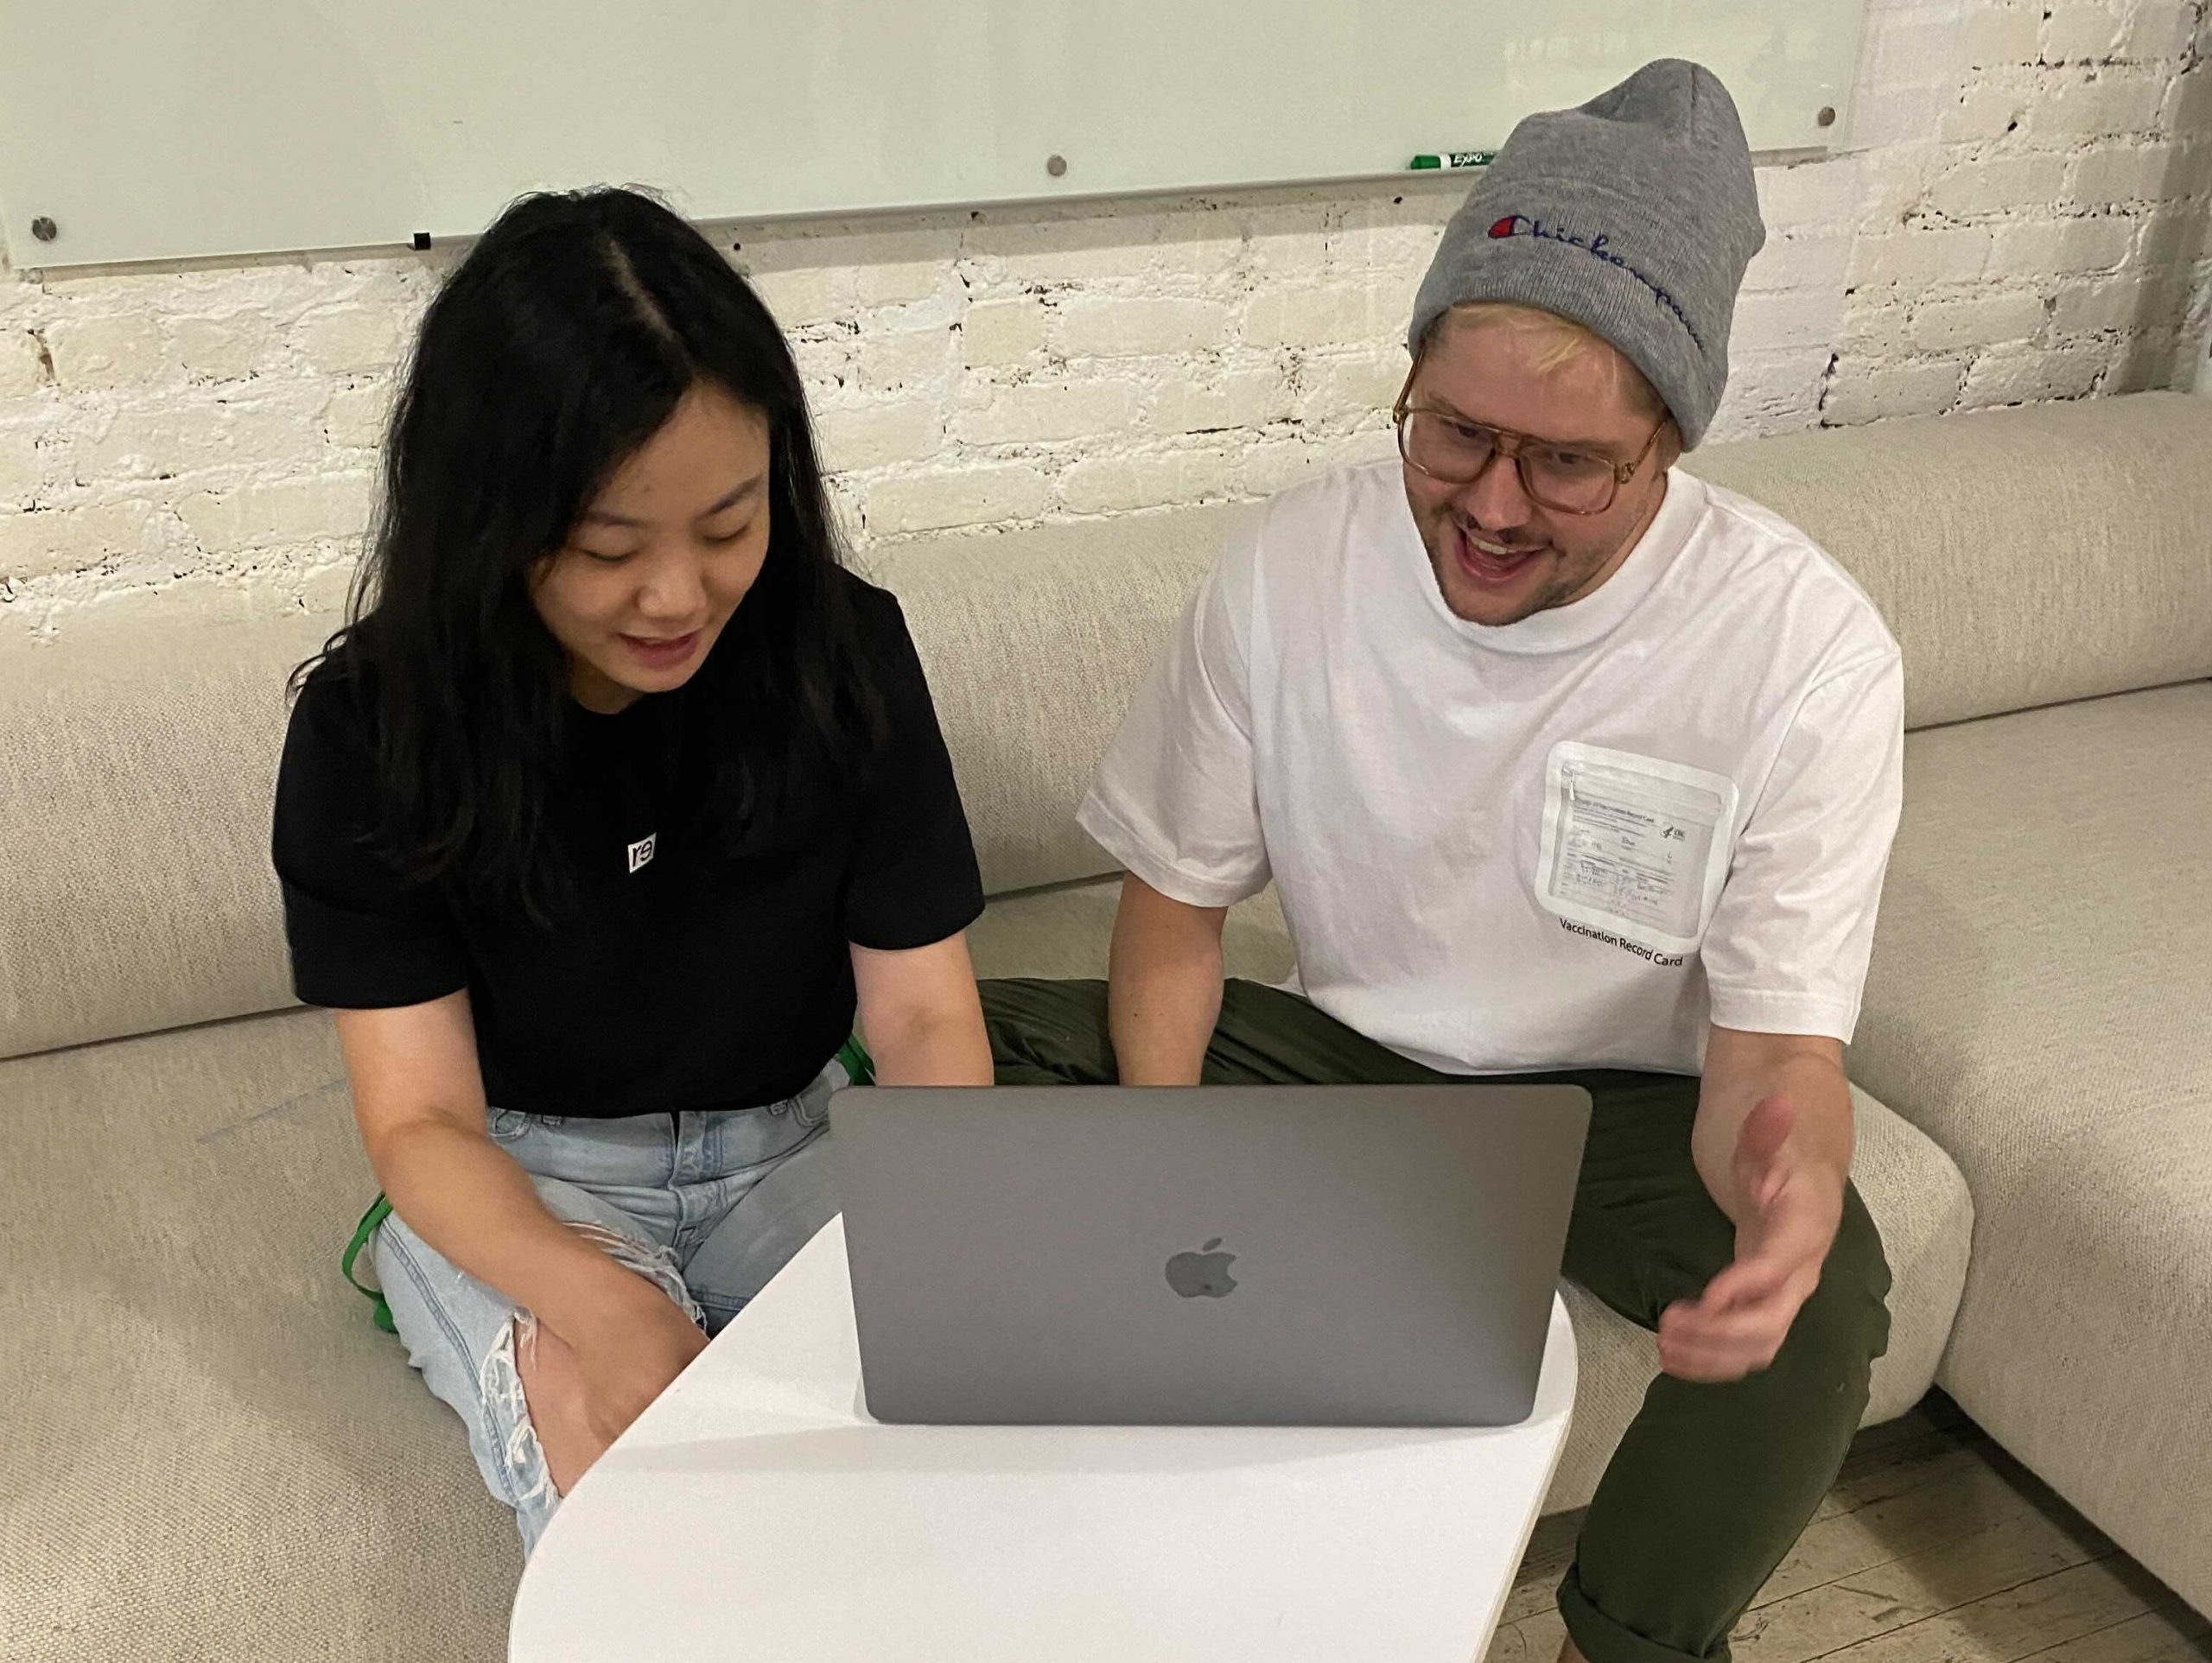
[1077,460,1904,1077]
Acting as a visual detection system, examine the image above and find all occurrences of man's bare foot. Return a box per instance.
[1554,1638,1588,1662]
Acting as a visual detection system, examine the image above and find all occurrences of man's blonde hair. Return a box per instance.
[1429,301,1669,426]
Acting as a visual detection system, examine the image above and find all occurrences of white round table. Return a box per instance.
[510,1217,1576,1662]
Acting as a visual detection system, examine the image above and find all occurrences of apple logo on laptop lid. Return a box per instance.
[1165,1238,1238,1299]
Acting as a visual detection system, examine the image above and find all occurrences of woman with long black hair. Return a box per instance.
[272,187,991,1550]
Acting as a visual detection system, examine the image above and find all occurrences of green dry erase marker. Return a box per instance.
[1409,150,1497,169]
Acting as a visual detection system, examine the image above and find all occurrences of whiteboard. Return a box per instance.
[0,2,1865,270]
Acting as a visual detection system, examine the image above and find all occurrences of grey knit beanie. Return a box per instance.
[1406,59,1764,449]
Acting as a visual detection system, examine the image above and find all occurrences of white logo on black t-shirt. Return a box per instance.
[626,835,657,874]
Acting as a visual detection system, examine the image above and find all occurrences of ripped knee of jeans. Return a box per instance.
[480,1317,559,1511]
[477,1221,703,1512]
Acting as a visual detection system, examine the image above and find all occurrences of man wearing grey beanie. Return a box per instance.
[984,60,1904,1663]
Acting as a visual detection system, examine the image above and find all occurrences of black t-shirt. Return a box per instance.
[270,578,984,1118]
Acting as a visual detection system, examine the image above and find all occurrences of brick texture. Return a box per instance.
[2,1,2209,632]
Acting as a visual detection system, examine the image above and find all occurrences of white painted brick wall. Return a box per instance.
[1151,369,1292,435]
[947,380,1141,447]
[1052,296,1236,359]
[1293,350,1411,420]
[961,297,1047,367]
[1908,291,2050,352]
[1821,356,1971,425]
[0,498,160,581]
[813,402,945,473]
[1057,444,1239,517]
[3,0,2210,634]
[2045,4,2128,62]
[862,460,1052,535]
[42,313,162,390]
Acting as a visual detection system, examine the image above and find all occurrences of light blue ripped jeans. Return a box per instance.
[371,1059,845,1553]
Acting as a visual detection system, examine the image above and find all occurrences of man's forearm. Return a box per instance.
[1693,1027,1853,1224]
[1107,874,1228,1084]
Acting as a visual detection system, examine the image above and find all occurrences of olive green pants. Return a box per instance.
[980,977,1891,1663]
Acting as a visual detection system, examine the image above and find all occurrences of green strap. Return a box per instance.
[341,1193,397,1335]
[836,1032,875,1088]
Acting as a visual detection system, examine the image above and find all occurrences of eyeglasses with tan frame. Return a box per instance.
[1393,374,1670,517]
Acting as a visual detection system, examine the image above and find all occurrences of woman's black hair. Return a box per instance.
[300,186,882,925]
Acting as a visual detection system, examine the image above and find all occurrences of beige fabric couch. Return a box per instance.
[3,393,2205,1660]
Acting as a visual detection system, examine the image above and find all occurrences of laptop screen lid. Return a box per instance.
[832,1083,1590,1427]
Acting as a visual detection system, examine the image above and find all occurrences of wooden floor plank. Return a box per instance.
[1478,1616,1532,1662]
[1815,1427,2001,1525]
[1765,1447,2038,1604]
[1774,1557,2166,1663]
[1757,1447,2113,1612]
[1499,1605,1568,1660]
[1733,1506,2120,1663]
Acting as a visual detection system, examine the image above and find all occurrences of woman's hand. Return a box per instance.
[524,1274,709,1494]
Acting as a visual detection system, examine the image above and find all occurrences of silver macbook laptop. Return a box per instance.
[830,1083,1591,1427]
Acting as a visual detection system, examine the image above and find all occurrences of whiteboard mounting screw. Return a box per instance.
[1046,154,1068,178]
[30,217,57,242]
[1815,106,1837,128]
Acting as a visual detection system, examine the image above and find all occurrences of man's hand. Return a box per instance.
[1659,1093,1844,1382]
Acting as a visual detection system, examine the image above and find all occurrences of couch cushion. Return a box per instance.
[967,877,1295,986]
[0,616,326,1062]
[1688,393,2212,730]
[861,505,1248,896]
[971,879,1974,1516]
[0,1007,516,1662]
[1846,679,2212,1611]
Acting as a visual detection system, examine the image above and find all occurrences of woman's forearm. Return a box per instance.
[367,1117,668,1343]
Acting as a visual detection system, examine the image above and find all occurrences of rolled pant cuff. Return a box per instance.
[1558,1571,1727,1663]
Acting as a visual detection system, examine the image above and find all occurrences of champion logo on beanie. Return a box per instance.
[1484,213,1703,349]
